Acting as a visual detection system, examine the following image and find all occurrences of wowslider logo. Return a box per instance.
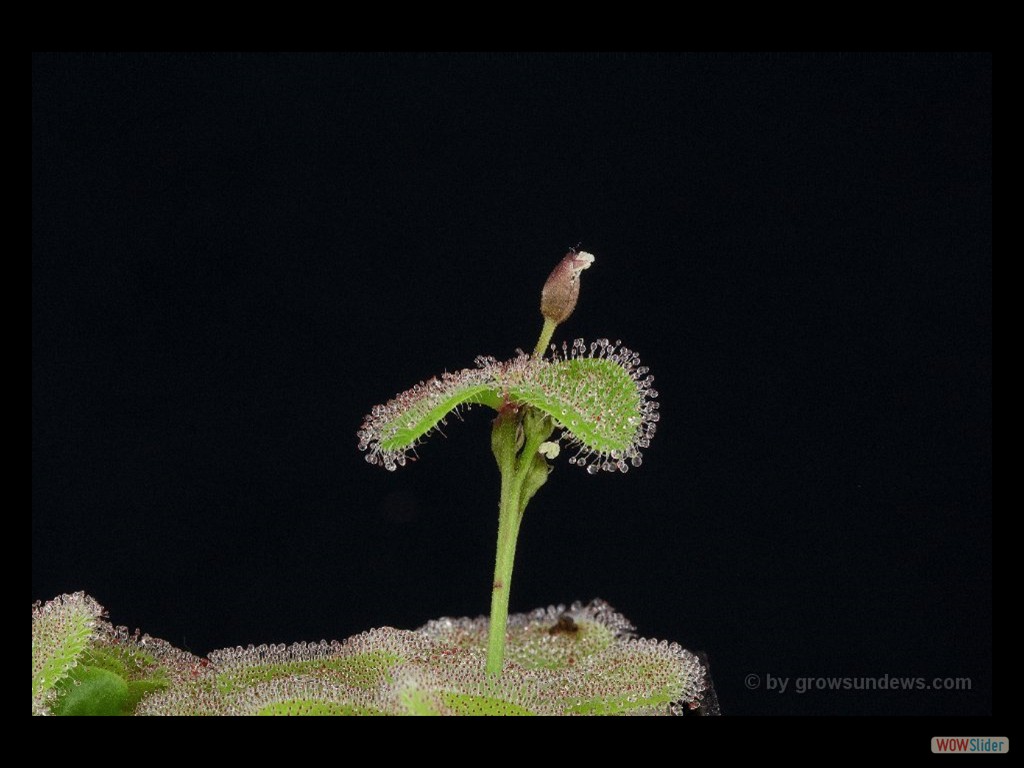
[932,737,1008,754]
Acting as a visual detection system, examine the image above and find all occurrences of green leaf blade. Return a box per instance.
[32,592,104,715]
[511,341,659,473]
[357,340,657,474]
[51,666,131,716]
[358,367,503,471]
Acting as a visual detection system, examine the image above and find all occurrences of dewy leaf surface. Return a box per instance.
[358,340,658,473]
[32,592,103,715]
[36,594,711,715]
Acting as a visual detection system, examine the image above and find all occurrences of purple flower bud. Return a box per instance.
[540,249,595,325]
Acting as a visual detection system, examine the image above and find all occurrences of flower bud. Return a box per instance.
[540,249,595,325]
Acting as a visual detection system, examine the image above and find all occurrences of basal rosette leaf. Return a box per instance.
[32,592,103,714]
[387,661,552,715]
[413,600,706,715]
[419,599,633,671]
[562,638,707,714]
[35,594,711,715]
[32,593,187,715]
[223,678,390,716]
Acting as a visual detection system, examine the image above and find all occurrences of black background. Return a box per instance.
[32,53,991,717]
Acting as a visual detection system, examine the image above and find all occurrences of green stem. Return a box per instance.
[486,317,560,677]
[486,409,553,676]
[532,317,558,359]
[486,457,523,675]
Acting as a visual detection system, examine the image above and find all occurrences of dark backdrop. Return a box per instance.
[32,53,991,717]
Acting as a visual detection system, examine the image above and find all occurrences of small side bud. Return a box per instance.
[538,441,560,459]
[541,249,595,325]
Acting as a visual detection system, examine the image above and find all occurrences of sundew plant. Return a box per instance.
[32,250,713,716]
[358,249,659,673]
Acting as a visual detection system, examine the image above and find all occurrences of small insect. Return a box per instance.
[548,613,579,636]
